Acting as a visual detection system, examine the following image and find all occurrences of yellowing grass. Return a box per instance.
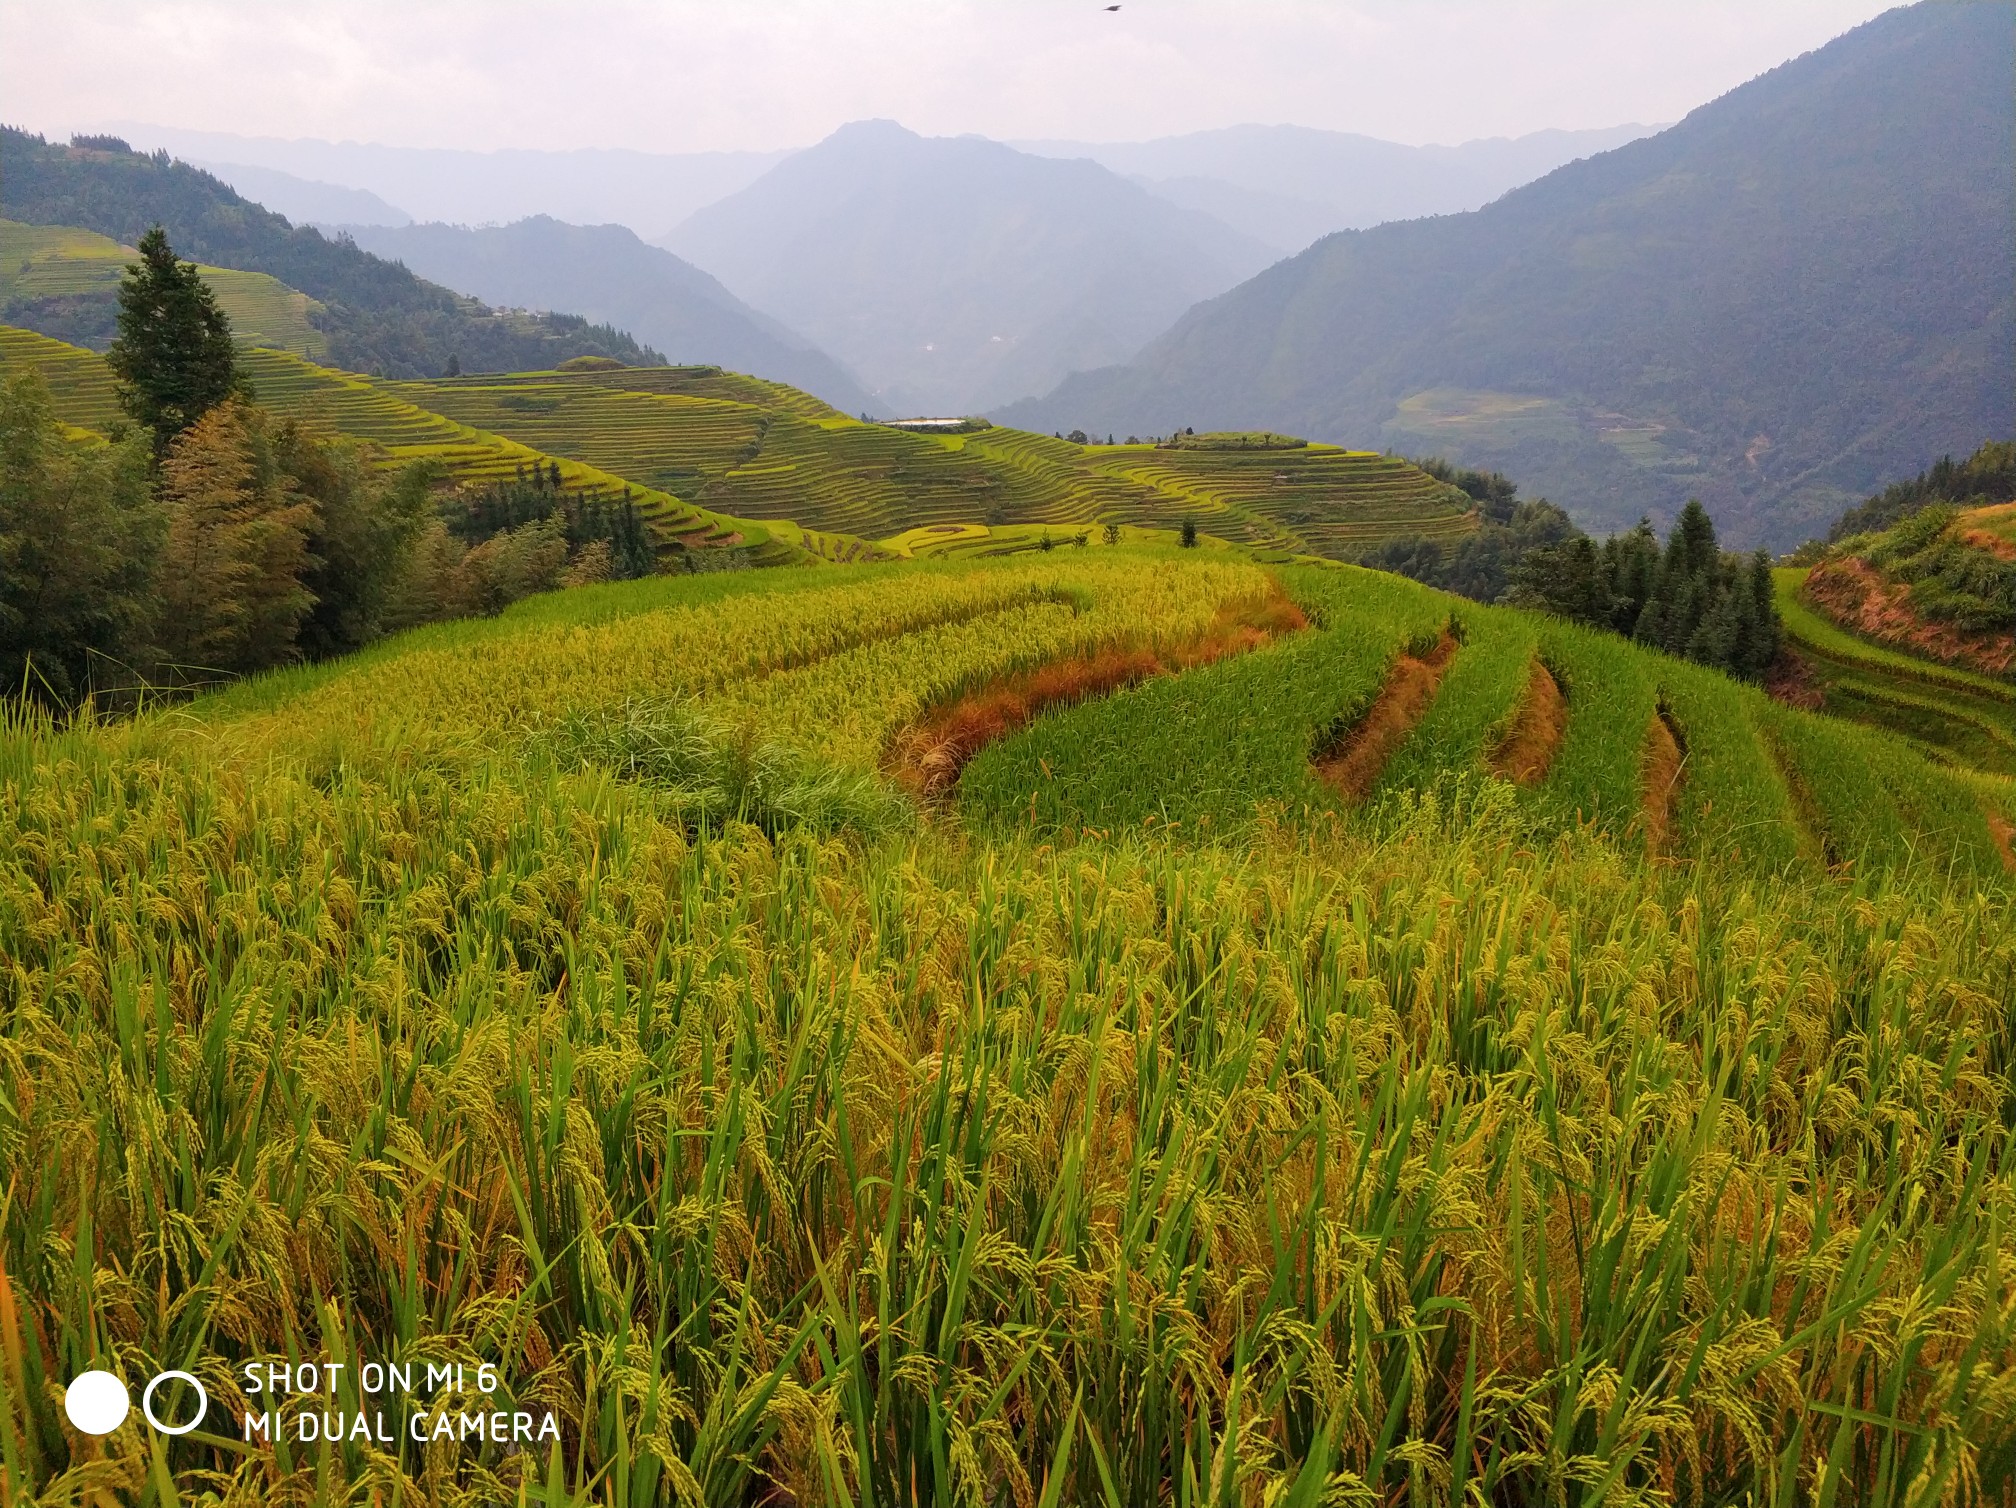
[191,554,1274,771]
[2,552,2014,1505]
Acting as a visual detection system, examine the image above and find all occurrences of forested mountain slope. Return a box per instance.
[339,218,877,415]
[0,129,662,378]
[1000,0,2015,549]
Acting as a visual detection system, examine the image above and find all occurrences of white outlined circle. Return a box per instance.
[141,1371,207,1435]
[64,1371,130,1435]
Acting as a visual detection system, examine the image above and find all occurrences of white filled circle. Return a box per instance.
[64,1371,131,1435]
[141,1370,207,1435]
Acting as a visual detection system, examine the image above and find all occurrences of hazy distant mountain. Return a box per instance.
[194,161,412,227]
[341,217,877,413]
[1001,1,2016,550]
[661,120,1280,414]
[1014,123,1659,250]
[106,126,790,240]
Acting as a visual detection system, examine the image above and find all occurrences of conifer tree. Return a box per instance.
[0,371,161,705]
[154,400,317,678]
[1747,551,1781,671]
[106,227,244,455]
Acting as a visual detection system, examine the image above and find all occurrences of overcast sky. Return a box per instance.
[6,0,1900,153]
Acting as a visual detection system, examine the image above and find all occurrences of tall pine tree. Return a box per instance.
[154,400,316,679]
[106,226,245,456]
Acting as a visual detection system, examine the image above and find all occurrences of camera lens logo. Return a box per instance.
[64,1371,208,1436]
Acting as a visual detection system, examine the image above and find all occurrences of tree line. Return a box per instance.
[0,228,657,711]
[1361,459,1782,680]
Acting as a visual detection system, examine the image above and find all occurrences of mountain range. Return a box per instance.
[337,217,877,414]
[110,126,793,241]
[1013,123,1659,251]
[660,120,1280,415]
[999,0,2016,549]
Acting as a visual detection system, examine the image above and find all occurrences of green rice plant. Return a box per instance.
[1367,604,1538,808]
[544,696,912,836]
[1657,659,1808,872]
[958,563,1448,834]
[1530,619,1664,840]
[0,699,2010,1504]
[1763,703,2011,880]
[192,553,1270,774]
[1,554,2014,1507]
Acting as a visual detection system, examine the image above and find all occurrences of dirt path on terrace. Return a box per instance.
[1639,707,1686,856]
[1312,629,1460,803]
[1489,660,1566,785]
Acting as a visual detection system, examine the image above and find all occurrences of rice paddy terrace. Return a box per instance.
[389,366,1475,558]
[4,549,2011,1503]
[1776,567,2016,776]
[0,325,812,563]
[0,218,327,358]
[0,306,1476,565]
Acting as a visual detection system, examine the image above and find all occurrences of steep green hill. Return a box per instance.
[1775,566,2016,776]
[1001,0,2015,550]
[383,370,1474,553]
[0,325,805,564]
[0,132,663,377]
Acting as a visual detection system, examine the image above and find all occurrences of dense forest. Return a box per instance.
[0,232,654,707]
[0,129,664,378]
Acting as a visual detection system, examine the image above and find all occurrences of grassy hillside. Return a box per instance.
[396,369,1473,554]
[0,132,665,377]
[1,550,2010,1503]
[0,324,807,566]
[1002,1,2015,549]
[1776,569,2016,776]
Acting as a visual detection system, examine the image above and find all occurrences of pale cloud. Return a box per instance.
[5,0,1898,152]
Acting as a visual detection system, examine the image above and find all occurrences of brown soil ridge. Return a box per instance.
[1804,558,2016,678]
[1489,660,1566,785]
[1313,628,1460,803]
[887,586,1308,797]
[1763,647,1825,711]
[1639,706,1686,856]
[1988,811,2015,873]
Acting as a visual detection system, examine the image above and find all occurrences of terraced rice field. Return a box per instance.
[0,219,327,356]
[0,329,799,563]
[0,324,123,431]
[967,561,2014,880]
[393,369,1477,556]
[0,267,1477,563]
[1775,567,2016,776]
[3,550,2011,1505]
